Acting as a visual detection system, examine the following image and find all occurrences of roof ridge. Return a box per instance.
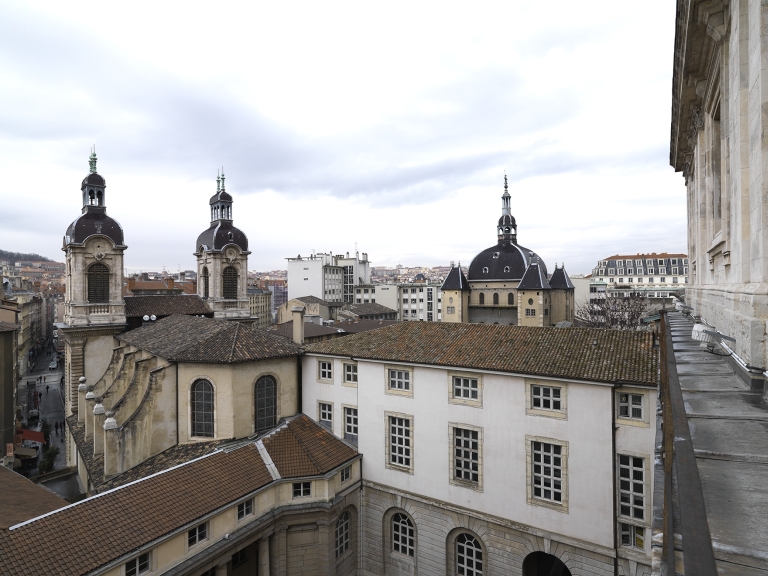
[228,322,240,363]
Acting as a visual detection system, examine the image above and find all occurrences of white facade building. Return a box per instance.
[287,251,371,303]
[358,283,443,321]
[303,322,657,575]
[590,253,689,304]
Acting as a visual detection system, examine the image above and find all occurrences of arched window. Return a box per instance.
[223,266,238,299]
[508,293,514,305]
[255,376,277,433]
[191,380,214,437]
[87,263,110,303]
[479,293,485,305]
[89,190,95,205]
[492,293,499,305]
[456,533,483,576]
[201,267,209,299]
[392,513,415,557]
[96,190,103,206]
[335,512,350,558]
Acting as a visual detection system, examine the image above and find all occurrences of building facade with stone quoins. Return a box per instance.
[671,0,768,372]
[304,321,658,576]
[442,176,576,327]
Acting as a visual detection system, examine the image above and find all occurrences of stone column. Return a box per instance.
[103,412,118,478]
[259,538,270,576]
[92,401,105,455]
[77,377,87,423]
[84,386,95,440]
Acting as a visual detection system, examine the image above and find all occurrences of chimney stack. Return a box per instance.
[291,306,306,344]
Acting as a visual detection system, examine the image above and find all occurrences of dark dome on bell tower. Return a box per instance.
[195,170,249,254]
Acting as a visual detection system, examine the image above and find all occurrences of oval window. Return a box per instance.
[528,298,533,305]
[449,297,454,304]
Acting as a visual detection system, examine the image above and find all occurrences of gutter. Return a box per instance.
[612,383,620,576]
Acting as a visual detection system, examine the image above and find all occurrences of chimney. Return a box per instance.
[167,278,174,289]
[291,306,306,344]
[127,278,136,292]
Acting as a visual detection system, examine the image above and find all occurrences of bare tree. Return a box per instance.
[576,292,649,330]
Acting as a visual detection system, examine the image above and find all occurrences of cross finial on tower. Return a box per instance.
[89,146,97,174]
[504,172,508,192]
[220,167,225,191]
[216,170,221,192]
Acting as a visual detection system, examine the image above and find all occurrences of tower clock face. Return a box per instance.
[226,248,237,259]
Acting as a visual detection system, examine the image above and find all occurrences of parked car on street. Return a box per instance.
[48,360,57,370]
[28,409,39,421]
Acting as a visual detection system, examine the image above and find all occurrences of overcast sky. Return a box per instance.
[0,2,683,275]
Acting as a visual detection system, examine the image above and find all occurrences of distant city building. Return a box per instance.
[287,251,371,303]
[589,253,688,305]
[355,282,443,321]
[442,177,575,326]
[247,287,272,329]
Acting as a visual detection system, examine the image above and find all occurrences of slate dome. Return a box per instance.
[196,222,248,253]
[65,211,125,246]
[82,173,106,187]
[467,242,547,281]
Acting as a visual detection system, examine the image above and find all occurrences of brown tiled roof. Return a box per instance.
[118,315,301,363]
[307,322,658,385]
[0,321,19,332]
[293,295,338,307]
[268,321,345,339]
[342,302,396,316]
[263,415,357,479]
[124,295,211,318]
[0,467,67,529]
[331,318,399,334]
[0,416,357,576]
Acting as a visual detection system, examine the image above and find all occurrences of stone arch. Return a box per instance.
[382,507,418,574]
[479,293,485,305]
[446,526,487,576]
[190,378,215,438]
[493,293,499,305]
[523,551,572,576]
[508,292,514,305]
[201,266,209,299]
[254,374,277,434]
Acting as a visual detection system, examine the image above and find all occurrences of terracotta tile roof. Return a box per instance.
[330,318,399,334]
[292,295,338,307]
[262,415,357,478]
[341,302,396,316]
[307,322,658,385]
[124,295,211,318]
[0,416,357,576]
[268,321,344,339]
[118,315,302,363]
[0,467,67,529]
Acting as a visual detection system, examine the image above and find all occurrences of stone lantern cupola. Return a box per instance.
[194,170,252,321]
[497,175,517,244]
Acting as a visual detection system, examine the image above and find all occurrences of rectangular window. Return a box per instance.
[188,523,207,547]
[453,427,480,483]
[453,376,478,400]
[619,393,643,420]
[447,306,455,314]
[125,553,150,576]
[619,455,645,520]
[626,268,633,275]
[620,523,645,550]
[344,363,357,384]
[532,441,563,503]
[532,385,561,411]
[344,407,358,435]
[389,369,410,391]
[427,312,433,321]
[232,549,247,569]
[389,416,411,469]
[341,465,350,482]
[525,308,536,316]
[293,481,311,497]
[319,402,333,428]
[617,268,624,275]
[672,267,678,274]
[319,361,332,380]
[237,498,253,520]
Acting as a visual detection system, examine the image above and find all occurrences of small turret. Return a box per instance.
[497,175,517,243]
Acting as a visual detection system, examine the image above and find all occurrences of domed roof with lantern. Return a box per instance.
[195,170,249,254]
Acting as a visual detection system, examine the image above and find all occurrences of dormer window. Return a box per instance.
[504,266,510,273]
[228,231,234,241]
[493,252,500,259]
[482,267,489,273]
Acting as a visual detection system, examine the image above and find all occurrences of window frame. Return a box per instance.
[620,522,646,551]
[525,435,569,512]
[391,512,416,558]
[231,549,247,569]
[318,359,333,382]
[449,423,483,491]
[448,372,482,407]
[616,390,649,427]
[525,379,567,420]
[340,465,350,483]
[335,511,351,559]
[618,452,650,524]
[385,365,413,398]
[292,481,311,498]
[187,522,208,549]
[343,363,358,386]
[385,411,414,473]
[318,401,333,429]
[222,265,238,300]
[87,262,110,304]
[237,498,254,521]
[343,405,358,438]
[254,375,277,434]
[190,379,215,438]
[455,532,484,576]
[124,552,150,576]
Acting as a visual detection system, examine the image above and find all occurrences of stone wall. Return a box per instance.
[361,483,637,576]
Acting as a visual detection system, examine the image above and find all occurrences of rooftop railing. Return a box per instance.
[658,310,717,575]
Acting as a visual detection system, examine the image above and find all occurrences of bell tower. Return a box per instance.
[195,171,252,321]
[61,150,127,421]
[497,175,517,244]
